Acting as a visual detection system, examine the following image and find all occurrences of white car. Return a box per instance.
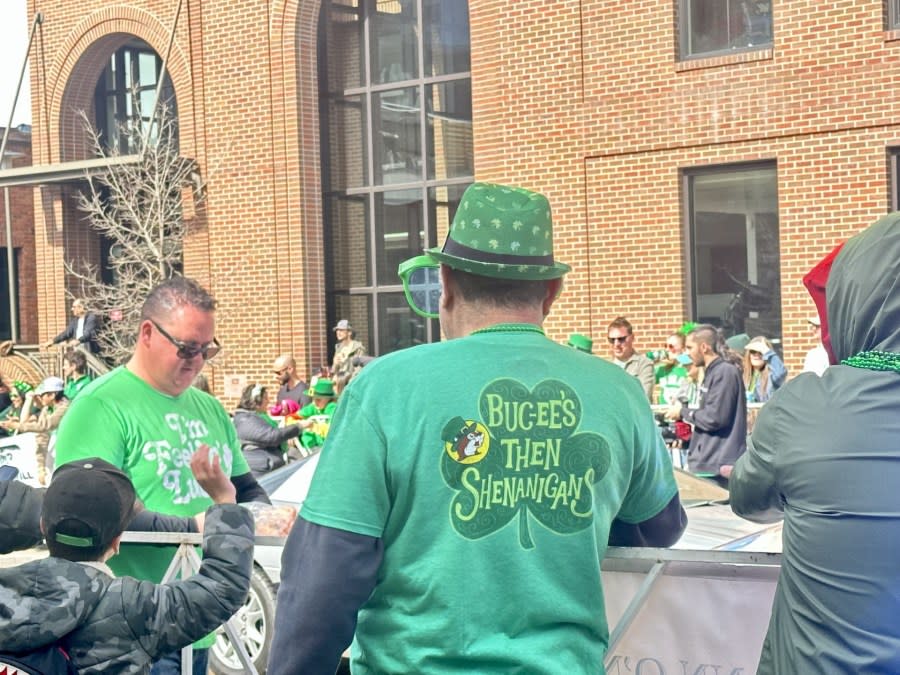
[209,453,336,675]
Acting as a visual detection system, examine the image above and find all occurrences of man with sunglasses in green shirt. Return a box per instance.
[271,183,686,675]
[54,276,269,675]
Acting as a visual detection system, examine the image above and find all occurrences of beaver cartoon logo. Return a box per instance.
[441,416,490,464]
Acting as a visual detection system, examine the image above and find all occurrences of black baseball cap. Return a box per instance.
[42,458,137,553]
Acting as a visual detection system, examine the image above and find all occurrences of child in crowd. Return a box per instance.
[0,446,254,673]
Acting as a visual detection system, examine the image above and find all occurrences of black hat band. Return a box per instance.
[442,238,554,267]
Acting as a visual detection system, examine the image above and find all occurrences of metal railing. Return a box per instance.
[9,344,110,383]
[119,531,285,675]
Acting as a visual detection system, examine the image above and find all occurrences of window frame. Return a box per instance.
[681,161,782,346]
[319,0,473,356]
[678,0,774,61]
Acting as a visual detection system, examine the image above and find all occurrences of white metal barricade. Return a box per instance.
[602,547,782,674]
[120,532,286,675]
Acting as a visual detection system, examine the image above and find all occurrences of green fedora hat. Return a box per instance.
[567,333,593,353]
[311,378,336,398]
[426,182,570,280]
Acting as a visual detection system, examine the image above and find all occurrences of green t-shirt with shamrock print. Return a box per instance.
[301,323,678,674]
[55,367,251,647]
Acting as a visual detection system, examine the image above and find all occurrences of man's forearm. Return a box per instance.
[232,471,271,504]
[608,493,687,547]
[269,518,383,675]
[128,508,199,533]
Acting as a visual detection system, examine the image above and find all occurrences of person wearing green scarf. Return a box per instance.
[731,212,900,674]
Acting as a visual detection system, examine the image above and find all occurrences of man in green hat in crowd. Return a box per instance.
[270,182,686,674]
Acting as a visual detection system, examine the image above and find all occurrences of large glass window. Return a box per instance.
[92,40,179,284]
[320,0,473,356]
[94,40,176,153]
[680,0,773,59]
[685,163,782,348]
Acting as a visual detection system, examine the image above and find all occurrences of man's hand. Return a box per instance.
[191,444,236,504]
[719,464,734,478]
[664,403,682,421]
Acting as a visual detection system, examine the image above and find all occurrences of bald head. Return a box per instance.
[273,354,296,371]
[273,354,298,386]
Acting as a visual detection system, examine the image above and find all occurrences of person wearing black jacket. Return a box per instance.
[667,324,747,488]
[42,299,101,354]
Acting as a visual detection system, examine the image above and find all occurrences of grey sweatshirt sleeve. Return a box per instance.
[269,517,383,675]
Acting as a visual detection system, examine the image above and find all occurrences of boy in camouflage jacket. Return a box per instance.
[0,446,254,674]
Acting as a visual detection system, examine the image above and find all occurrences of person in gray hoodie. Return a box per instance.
[731,212,900,674]
[666,323,747,488]
[0,446,253,674]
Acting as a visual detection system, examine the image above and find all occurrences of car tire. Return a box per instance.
[209,565,276,674]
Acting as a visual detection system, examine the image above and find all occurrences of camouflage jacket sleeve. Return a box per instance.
[117,503,255,657]
[0,480,44,553]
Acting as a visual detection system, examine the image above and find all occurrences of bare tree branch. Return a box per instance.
[64,105,204,365]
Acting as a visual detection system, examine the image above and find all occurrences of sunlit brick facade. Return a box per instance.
[23,0,900,399]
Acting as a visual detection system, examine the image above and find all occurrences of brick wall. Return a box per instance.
[26,0,900,399]
[0,129,38,343]
[471,0,900,374]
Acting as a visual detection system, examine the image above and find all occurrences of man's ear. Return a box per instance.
[137,319,154,347]
[439,264,454,312]
[542,278,564,316]
[105,534,123,561]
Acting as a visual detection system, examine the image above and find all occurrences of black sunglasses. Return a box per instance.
[150,318,221,361]
[608,336,630,344]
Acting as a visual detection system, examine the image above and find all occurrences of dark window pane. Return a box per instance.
[372,0,418,84]
[689,165,781,346]
[328,194,371,289]
[423,0,471,76]
[319,0,472,354]
[428,183,469,247]
[0,249,20,340]
[426,80,473,180]
[373,87,422,186]
[377,292,431,354]
[327,96,368,189]
[325,2,363,91]
[94,42,175,153]
[374,190,424,285]
[683,0,772,57]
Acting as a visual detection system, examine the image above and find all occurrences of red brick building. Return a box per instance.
[0,125,37,343]
[15,0,900,396]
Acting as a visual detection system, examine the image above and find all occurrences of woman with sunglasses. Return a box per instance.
[742,336,787,403]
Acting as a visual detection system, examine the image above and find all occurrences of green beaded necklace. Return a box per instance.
[470,323,545,336]
[841,350,900,373]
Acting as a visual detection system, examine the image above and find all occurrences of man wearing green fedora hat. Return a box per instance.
[271,183,686,674]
